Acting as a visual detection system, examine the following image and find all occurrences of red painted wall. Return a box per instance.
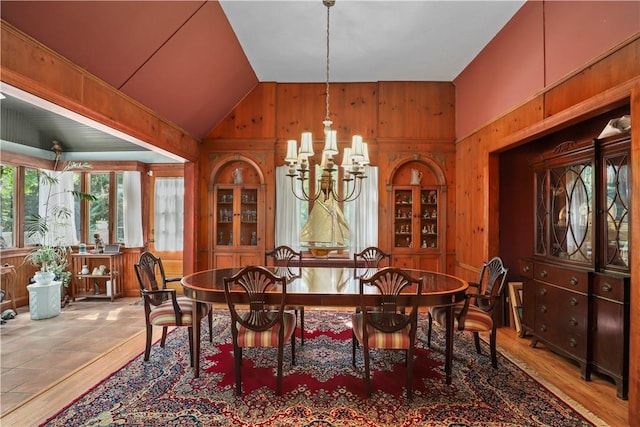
[454,0,640,138]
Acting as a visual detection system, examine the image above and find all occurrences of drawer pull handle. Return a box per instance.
[601,283,612,292]
[570,297,578,306]
[569,318,578,326]
[568,338,577,348]
[523,265,530,272]
[540,324,547,332]
[569,277,578,286]
[540,270,548,278]
[540,288,548,296]
[540,305,547,313]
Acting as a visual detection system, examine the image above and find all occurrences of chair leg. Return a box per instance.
[352,330,357,367]
[473,332,482,355]
[160,326,168,348]
[427,312,433,348]
[277,342,284,396]
[187,327,194,367]
[363,343,371,397]
[234,345,242,396]
[291,328,296,366]
[144,324,152,361]
[299,308,305,345]
[407,346,414,399]
[490,328,498,368]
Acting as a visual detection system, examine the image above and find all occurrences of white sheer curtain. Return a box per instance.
[346,166,379,254]
[39,170,78,246]
[275,166,302,250]
[154,177,184,251]
[123,171,143,247]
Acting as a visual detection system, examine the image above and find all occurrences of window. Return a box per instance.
[89,172,111,244]
[0,165,16,248]
[0,162,142,250]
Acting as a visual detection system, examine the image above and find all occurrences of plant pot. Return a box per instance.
[33,270,56,285]
[26,280,61,320]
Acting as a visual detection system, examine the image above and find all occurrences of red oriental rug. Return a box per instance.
[43,310,603,426]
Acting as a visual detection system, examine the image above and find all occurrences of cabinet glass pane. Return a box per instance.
[534,171,547,255]
[549,162,592,262]
[604,153,629,268]
[420,189,438,248]
[217,188,233,246]
[394,190,413,248]
[240,189,258,246]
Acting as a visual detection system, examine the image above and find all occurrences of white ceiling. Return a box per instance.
[221,0,526,82]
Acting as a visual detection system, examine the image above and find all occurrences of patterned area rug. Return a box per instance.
[43,310,600,426]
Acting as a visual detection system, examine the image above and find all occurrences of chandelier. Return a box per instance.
[285,0,371,203]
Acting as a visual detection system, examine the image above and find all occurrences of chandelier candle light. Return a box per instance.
[285,0,371,204]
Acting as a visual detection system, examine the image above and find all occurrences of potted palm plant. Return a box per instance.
[22,143,94,299]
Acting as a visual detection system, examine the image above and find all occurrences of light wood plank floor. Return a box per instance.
[0,302,629,426]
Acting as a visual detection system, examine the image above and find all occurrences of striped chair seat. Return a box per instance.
[237,312,296,347]
[149,297,203,327]
[352,313,411,349]
[430,303,493,332]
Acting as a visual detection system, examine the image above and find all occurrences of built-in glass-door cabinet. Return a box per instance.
[390,160,446,272]
[211,158,264,268]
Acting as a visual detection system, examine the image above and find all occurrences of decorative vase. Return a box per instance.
[232,168,243,184]
[81,265,90,275]
[410,168,422,185]
[33,270,56,286]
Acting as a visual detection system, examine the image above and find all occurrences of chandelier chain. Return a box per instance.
[325,0,331,123]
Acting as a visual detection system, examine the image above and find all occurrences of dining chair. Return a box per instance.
[427,256,508,368]
[265,245,305,344]
[134,251,212,366]
[353,246,391,278]
[224,265,296,396]
[352,267,424,398]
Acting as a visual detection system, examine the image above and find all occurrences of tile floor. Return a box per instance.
[0,297,145,416]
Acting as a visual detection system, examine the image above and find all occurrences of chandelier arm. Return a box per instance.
[342,177,365,203]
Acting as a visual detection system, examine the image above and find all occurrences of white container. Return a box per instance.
[106,280,112,297]
[27,281,61,320]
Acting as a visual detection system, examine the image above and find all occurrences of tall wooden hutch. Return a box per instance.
[520,130,631,399]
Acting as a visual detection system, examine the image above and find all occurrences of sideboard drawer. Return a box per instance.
[519,259,534,278]
[533,262,589,293]
[592,274,628,303]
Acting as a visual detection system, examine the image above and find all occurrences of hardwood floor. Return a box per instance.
[0,303,630,426]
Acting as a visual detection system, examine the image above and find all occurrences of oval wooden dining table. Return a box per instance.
[181,266,469,384]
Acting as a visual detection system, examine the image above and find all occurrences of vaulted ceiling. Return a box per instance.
[1,0,525,162]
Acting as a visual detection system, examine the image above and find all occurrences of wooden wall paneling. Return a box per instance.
[323,82,378,141]
[485,98,545,152]
[276,83,332,138]
[275,82,378,143]
[121,247,142,297]
[207,82,277,139]
[197,154,213,271]
[183,162,198,275]
[378,81,455,140]
[544,37,640,118]
[454,131,487,281]
[1,21,200,162]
